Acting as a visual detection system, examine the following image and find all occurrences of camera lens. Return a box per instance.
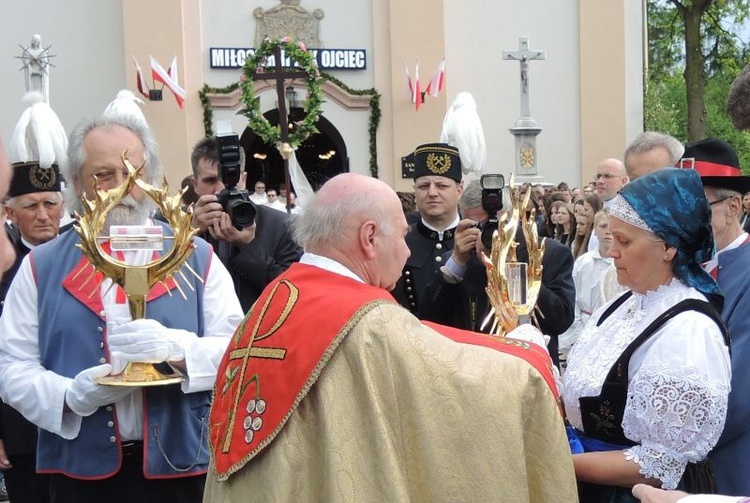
[226,199,256,229]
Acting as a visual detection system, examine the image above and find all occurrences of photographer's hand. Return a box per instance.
[451,219,480,266]
[192,194,224,233]
[210,212,256,248]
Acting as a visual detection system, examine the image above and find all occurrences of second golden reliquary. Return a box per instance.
[479,175,545,336]
[73,152,201,386]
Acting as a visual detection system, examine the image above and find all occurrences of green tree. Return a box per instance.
[646,0,750,169]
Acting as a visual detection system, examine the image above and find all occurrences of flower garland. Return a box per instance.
[199,77,381,177]
[240,37,322,148]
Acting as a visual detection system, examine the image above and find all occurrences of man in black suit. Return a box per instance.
[190,138,302,312]
[0,158,63,503]
[419,180,575,367]
[392,143,464,313]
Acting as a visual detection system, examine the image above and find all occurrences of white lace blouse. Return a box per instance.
[562,279,731,490]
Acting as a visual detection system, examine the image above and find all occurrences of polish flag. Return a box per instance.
[403,61,413,102]
[414,60,423,111]
[167,56,178,85]
[132,55,150,99]
[425,58,445,98]
[151,56,186,109]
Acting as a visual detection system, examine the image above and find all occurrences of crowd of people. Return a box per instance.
[0,76,748,503]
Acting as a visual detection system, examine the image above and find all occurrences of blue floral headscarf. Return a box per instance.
[609,168,722,309]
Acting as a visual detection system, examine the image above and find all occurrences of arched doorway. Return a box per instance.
[240,110,348,194]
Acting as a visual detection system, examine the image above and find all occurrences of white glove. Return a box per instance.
[507,325,563,395]
[507,324,550,351]
[108,318,194,364]
[65,364,137,417]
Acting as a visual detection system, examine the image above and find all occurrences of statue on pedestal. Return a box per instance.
[18,34,53,102]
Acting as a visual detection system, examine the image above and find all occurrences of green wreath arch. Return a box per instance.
[240,37,323,148]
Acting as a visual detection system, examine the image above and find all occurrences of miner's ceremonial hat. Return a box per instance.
[412,142,462,182]
[8,91,67,197]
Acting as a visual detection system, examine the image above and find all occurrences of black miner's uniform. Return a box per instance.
[392,220,456,314]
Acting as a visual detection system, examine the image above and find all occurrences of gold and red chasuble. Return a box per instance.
[209,263,560,480]
[422,321,559,399]
[209,263,394,479]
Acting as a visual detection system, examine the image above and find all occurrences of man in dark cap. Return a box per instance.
[392,142,463,312]
[0,161,62,503]
[680,138,750,497]
[0,93,67,503]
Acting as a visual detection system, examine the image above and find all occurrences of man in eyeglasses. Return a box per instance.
[588,158,628,253]
[686,138,750,497]
[594,158,628,204]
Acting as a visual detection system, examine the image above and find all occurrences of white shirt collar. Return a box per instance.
[20,236,39,250]
[300,252,364,284]
[421,214,460,241]
[717,232,748,256]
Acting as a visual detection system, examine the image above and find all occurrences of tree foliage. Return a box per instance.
[646,0,750,169]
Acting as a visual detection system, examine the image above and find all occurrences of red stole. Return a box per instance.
[209,262,559,479]
[422,321,559,400]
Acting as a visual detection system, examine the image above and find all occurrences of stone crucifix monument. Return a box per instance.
[503,37,546,183]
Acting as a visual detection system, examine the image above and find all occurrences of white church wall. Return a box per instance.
[0,1,125,144]
[444,1,582,187]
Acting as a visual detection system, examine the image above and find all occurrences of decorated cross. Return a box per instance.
[241,38,322,213]
[251,46,307,151]
[251,46,306,212]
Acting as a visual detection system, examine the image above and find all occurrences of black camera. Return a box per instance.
[215,133,255,230]
[475,174,505,249]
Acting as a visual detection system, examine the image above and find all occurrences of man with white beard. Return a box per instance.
[0,112,243,503]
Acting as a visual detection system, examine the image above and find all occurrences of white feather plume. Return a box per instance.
[439,92,486,176]
[103,89,148,126]
[9,91,68,168]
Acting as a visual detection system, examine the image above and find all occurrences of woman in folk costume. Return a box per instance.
[562,168,730,502]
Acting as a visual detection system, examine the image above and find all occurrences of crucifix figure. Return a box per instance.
[251,46,307,213]
[502,37,546,119]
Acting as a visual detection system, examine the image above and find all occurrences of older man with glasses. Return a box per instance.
[682,138,750,498]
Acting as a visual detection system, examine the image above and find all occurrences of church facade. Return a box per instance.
[0,0,644,191]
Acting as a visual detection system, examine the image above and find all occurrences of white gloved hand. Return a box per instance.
[507,324,550,351]
[65,364,137,417]
[507,324,563,395]
[108,318,195,364]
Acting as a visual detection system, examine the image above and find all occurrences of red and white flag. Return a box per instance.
[425,58,445,98]
[132,55,150,99]
[414,60,423,111]
[151,56,186,109]
[403,61,413,102]
[167,56,178,85]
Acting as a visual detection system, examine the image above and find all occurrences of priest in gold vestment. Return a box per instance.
[204,173,577,503]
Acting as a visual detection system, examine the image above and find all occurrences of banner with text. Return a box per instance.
[210,48,367,70]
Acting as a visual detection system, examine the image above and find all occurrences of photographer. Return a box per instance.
[191,137,302,312]
[418,179,575,366]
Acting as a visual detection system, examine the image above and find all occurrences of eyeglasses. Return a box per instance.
[708,196,731,206]
[594,173,618,181]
